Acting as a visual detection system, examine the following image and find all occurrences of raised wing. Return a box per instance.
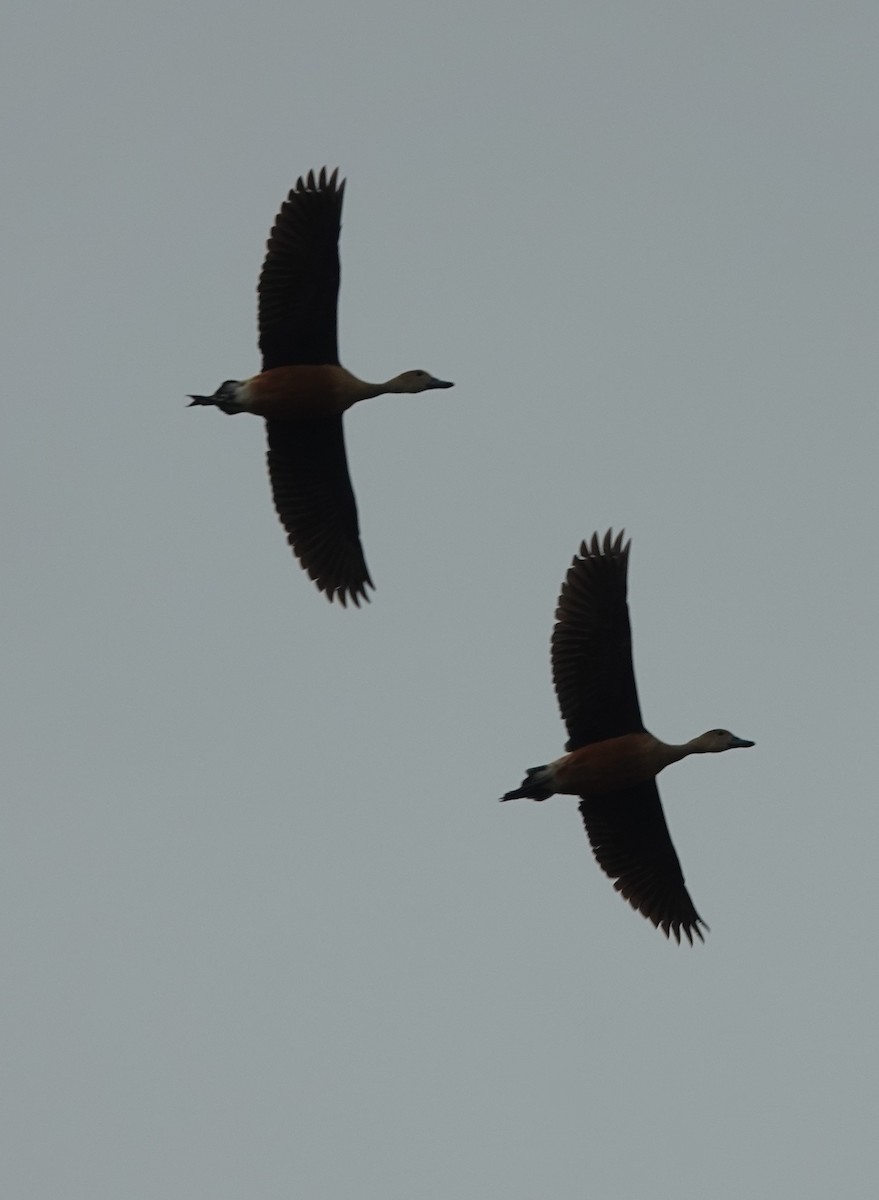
[552,529,644,751]
[579,781,706,944]
[258,168,344,370]
[266,417,372,606]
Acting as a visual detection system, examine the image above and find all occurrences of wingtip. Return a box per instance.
[666,916,708,946]
[578,528,630,561]
[295,166,345,197]
[322,579,374,608]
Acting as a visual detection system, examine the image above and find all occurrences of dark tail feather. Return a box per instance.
[500,766,553,802]
[187,395,215,407]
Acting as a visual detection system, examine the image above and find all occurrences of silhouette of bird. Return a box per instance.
[189,168,453,605]
[501,530,754,943]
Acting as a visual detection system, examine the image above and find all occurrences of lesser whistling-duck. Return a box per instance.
[501,530,754,943]
[189,168,453,605]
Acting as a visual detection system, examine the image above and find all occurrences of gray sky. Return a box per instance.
[4,2,879,1197]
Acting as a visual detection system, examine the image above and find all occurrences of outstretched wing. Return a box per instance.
[266,417,372,606]
[258,168,344,370]
[578,781,706,944]
[552,529,644,751]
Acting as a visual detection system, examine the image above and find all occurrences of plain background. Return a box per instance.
[3,3,878,1197]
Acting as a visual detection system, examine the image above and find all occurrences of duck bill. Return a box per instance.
[729,736,755,748]
[427,378,454,390]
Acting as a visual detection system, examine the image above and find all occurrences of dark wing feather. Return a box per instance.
[579,782,707,944]
[258,168,344,370]
[552,529,644,751]
[266,417,372,606]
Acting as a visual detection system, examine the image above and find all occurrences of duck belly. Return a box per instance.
[246,365,357,418]
[550,734,662,795]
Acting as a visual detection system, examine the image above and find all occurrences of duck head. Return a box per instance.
[383,370,454,394]
[691,729,756,753]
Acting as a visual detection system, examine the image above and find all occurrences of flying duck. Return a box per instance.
[189,168,453,605]
[501,530,754,943]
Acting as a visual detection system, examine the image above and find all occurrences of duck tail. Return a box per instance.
[500,765,554,802]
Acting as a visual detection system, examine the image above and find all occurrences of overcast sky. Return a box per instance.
[4,3,879,1197]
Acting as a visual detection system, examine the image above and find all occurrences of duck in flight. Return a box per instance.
[501,530,754,943]
[188,168,453,605]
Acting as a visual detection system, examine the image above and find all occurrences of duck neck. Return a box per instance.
[655,739,694,770]
[373,376,413,396]
[354,379,389,401]
[678,735,719,759]
[338,375,385,406]
[342,373,419,404]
